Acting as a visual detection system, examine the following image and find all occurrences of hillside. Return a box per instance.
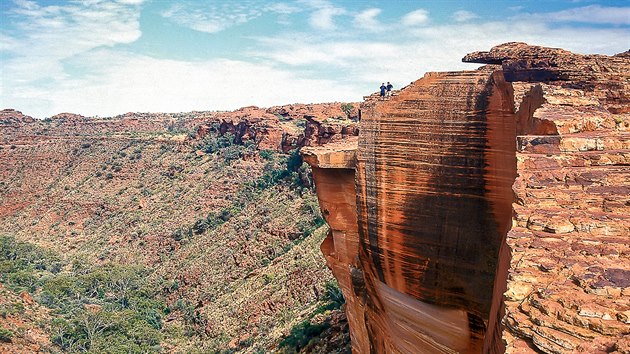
[0,104,358,353]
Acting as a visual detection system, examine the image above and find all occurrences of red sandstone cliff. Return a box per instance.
[303,43,629,353]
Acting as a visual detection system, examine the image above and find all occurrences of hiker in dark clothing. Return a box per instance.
[380,83,386,98]
[386,82,393,97]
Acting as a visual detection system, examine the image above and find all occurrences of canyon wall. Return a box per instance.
[303,43,629,353]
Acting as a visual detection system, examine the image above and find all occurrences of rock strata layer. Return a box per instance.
[303,43,629,353]
[194,103,359,152]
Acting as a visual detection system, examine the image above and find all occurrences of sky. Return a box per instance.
[1,0,629,118]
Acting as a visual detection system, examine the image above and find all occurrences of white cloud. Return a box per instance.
[161,2,308,33]
[117,0,145,4]
[402,9,429,26]
[251,36,398,66]
[1,0,145,113]
[296,0,346,30]
[521,5,630,25]
[264,2,301,15]
[0,33,20,51]
[309,7,345,30]
[2,0,143,84]
[251,17,630,100]
[161,3,263,34]
[452,10,478,22]
[4,50,361,117]
[353,8,382,30]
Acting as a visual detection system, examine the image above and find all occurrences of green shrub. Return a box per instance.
[341,103,354,118]
[192,219,208,235]
[7,270,38,292]
[0,302,25,318]
[279,320,329,351]
[196,132,236,154]
[325,281,345,310]
[0,328,13,343]
[221,145,244,163]
[0,237,165,352]
[171,299,207,337]
[259,150,275,160]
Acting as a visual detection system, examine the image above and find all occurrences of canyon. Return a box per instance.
[303,43,629,353]
[0,103,358,353]
[1,42,628,354]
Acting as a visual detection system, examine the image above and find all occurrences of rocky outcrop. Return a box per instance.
[1,104,358,152]
[302,138,370,352]
[0,109,35,125]
[304,43,629,353]
[467,43,630,354]
[50,112,86,121]
[195,103,359,152]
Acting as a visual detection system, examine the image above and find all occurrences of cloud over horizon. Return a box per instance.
[1,0,629,118]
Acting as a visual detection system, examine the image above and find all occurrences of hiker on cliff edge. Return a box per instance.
[380,83,386,99]
[386,82,393,97]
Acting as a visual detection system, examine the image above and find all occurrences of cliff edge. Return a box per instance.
[303,43,629,353]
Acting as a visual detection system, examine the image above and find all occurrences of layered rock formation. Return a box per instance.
[304,43,629,353]
[195,103,359,152]
[1,103,358,154]
[302,138,369,352]
[470,43,630,354]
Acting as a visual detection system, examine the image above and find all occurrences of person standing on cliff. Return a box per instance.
[380,83,386,99]
[386,82,393,97]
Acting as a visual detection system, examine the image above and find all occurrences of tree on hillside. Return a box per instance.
[341,103,354,119]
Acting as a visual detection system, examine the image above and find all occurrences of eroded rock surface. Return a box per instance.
[475,44,630,354]
[304,43,629,353]
[302,138,370,353]
[194,103,359,152]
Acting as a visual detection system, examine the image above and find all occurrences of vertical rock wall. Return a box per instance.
[303,43,629,354]
[302,139,370,353]
[356,68,516,353]
[465,43,630,353]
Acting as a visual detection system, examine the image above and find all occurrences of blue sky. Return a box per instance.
[1,0,629,118]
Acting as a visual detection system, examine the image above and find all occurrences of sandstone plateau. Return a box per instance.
[303,43,629,353]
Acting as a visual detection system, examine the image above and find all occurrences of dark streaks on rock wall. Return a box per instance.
[304,42,630,354]
[355,68,517,353]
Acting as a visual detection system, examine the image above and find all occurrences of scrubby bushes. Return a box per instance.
[0,328,13,343]
[0,236,63,283]
[170,299,208,337]
[341,103,354,119]
[0,236,165,353]
[195,131,257,163]
[172,148,320,245]
[279,320,330,352]
[250,149,312,191]
[279,280,345,352]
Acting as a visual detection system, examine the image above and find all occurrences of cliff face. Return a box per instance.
[304,43,629,353]
[478,44,630,354]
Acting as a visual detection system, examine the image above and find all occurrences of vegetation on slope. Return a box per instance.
[1,235,163,353]
[0,118,348,353]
